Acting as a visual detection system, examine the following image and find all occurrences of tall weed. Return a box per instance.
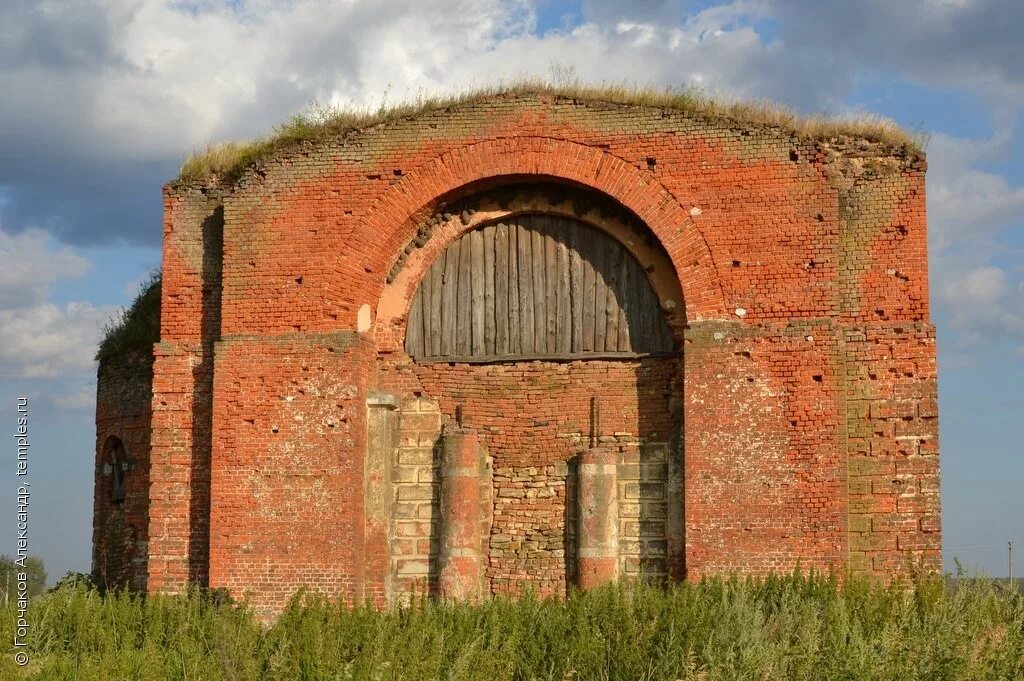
[2,573,1021,680]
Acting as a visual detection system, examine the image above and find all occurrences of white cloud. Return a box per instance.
[0,0,833,178]
[0,301,112,379]
[940,266,1024,337]
[0,0,540,167]
[948,266,1008,305]
[927,130,1024,254]
[3,0,1024,244]
[0,228,89,307]
[0,227,111,380]
[926,129,1024,356]
[51,388,97,411]
[938,265,1024,352]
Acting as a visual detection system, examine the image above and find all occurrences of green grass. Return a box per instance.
[178,79,924,186]
[95,272,161,361]
[3,573,1021,680]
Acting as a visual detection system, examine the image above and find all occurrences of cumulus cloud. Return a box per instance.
[0,227,111,379]
[941,266,1024,336]
[0,0,531,243]
[51,388,97,411]
[927,130,1024,253]
[0,228,89,307]
[435,4,842,112]
[0,300,111,378]
[0,0,848,246]
[926,129,1024,355]
[952,267,1009,305]
[935,265,1024,355]
[2,0,1023,245]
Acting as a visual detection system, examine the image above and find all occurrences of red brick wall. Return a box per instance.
[683,321,847,576]
[146,188,221,591]
[93,351,153,591]
[389,357,680,598]
[208,333,374,619]
[105,93,939,614]
[843,324,940,573]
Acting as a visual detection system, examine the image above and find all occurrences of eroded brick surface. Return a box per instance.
[93,351,153,591]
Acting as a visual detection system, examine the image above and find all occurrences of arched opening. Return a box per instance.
[95,434,137,591]
[404,214,673,362]
[104,436,129,504]
[383,182,685,598]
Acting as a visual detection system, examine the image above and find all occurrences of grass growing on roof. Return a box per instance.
[178,79,925,185]
[3,571,1022,680]
[95,271,161,361]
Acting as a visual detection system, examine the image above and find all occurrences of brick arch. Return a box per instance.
[375,192,687,354]
[360,137,726,323]
[99,434,128,502]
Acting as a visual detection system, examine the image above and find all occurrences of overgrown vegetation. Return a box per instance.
[3,573,1021,680]
[95,272,161,361]
[178,77,924,186]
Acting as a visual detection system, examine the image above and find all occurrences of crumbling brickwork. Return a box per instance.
[93,350,153,591]
[94,92,939,618]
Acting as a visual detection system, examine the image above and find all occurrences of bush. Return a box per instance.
[2,573,1021,680]
[96,272,161,361]
[48,572,95,594]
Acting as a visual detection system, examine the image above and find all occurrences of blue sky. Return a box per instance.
[1,0,1022,582]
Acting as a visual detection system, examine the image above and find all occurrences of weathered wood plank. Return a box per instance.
[653,291,671,352]
[542,220,558,353]
[605,242,621,352]
[428,257,443,356]
[416,350,667,364]
[457,232,473,355]
[494,223,510,355]
[470,228,485,355]
[555,229,571,354]
[440,239,460,356]
[405,287,423,356]
[568,221,583,353]
[617,244,631,351]
[508,223,521,354]
[483,224,496,355]
[407,212,674,360]
[657,316,671,353]
[517,221,534,354]
[636,271,654,354]
[420,279,430,356]
[581,228,595,352]
[592,231,608,352]
[651,285,666,353]
[531,221,546,353]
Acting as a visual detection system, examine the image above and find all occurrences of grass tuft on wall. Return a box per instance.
[3,572,1021,680]
[177,79,926,186]
[95,272,161,361]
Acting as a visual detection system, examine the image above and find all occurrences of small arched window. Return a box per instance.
[104,437,128,504]
[405,214,673,361]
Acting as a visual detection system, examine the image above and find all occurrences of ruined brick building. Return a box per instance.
[93,88,940,618]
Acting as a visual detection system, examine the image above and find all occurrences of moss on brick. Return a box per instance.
[96,273,161,361]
